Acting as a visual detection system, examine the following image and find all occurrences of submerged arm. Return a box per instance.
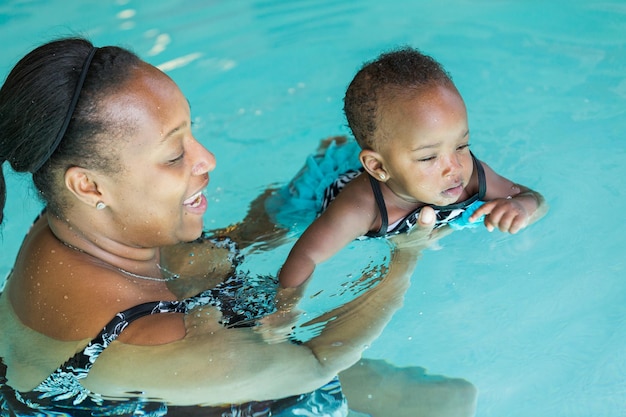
[206,187,289,250]
[84,226,426,406]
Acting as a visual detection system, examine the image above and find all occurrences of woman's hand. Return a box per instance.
[391,206,449,251]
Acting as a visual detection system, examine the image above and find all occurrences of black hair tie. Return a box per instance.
[32,46,98,173]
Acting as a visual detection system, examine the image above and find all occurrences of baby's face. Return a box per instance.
[377,84,474,206]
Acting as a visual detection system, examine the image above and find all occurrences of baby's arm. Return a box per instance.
[469,162,547,233]
[261,205,370,343]
[279,180,377,288]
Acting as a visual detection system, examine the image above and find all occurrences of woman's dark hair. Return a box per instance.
[343,46,455,150]
[0,37,143,224]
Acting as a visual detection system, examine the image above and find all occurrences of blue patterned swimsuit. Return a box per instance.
[0,236,346,417]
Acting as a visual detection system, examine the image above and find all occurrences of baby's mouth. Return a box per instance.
[442,184,463,197]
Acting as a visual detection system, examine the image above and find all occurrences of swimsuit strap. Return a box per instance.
[366,174,388,238]
[43,300,187,384]
[472,152,487,200]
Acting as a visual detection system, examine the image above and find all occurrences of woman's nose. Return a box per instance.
[191,139,216,176]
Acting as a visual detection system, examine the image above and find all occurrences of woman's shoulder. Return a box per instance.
[7,221,169,342]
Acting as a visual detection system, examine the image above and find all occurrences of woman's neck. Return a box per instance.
[46,211,161,276]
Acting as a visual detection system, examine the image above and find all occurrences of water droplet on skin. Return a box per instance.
[63,295,68,300]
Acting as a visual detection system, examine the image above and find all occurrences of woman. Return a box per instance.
[0,37,476,416]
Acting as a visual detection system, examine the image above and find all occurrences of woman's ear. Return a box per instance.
[360,149,389,182]
[64,167,104,208]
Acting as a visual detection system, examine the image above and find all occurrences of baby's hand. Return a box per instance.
[469,197,529,234]
[254,286,304,344]
[255,307,302,344]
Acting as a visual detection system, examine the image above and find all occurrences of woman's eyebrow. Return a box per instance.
[161,121,188,143]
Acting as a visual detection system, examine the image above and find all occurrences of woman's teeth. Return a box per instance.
[184,191,202,207]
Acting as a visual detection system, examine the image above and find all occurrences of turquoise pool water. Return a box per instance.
[1,1,625,416]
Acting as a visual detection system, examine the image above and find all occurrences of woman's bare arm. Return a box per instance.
[83,221,434,406]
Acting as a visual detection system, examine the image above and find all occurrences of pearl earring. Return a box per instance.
[379,173,386,180]
[96,201,106,210]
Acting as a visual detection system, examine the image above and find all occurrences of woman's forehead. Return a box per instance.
[103,65,186,120]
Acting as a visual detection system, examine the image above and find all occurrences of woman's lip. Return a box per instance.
[183,176,210,212]
[183,192,208,214]
[183,190,203,206]
[183,176,210,206]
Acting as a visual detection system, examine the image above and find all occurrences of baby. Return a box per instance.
[275,47,547,288]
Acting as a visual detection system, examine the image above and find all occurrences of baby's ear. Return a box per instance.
[359,149,388,181]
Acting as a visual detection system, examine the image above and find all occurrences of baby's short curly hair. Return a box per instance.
[343,47,455,150]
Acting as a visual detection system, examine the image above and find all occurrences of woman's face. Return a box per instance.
[98,63,216,247]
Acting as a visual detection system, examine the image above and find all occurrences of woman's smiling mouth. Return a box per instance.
[183,190,208,213]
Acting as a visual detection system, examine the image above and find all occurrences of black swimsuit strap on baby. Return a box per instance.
[473,152,486,199]
[367,174,388,238]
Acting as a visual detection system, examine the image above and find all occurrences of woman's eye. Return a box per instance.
[168,152,185,164]
[457,143,470,151]
[418,156,436,162]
